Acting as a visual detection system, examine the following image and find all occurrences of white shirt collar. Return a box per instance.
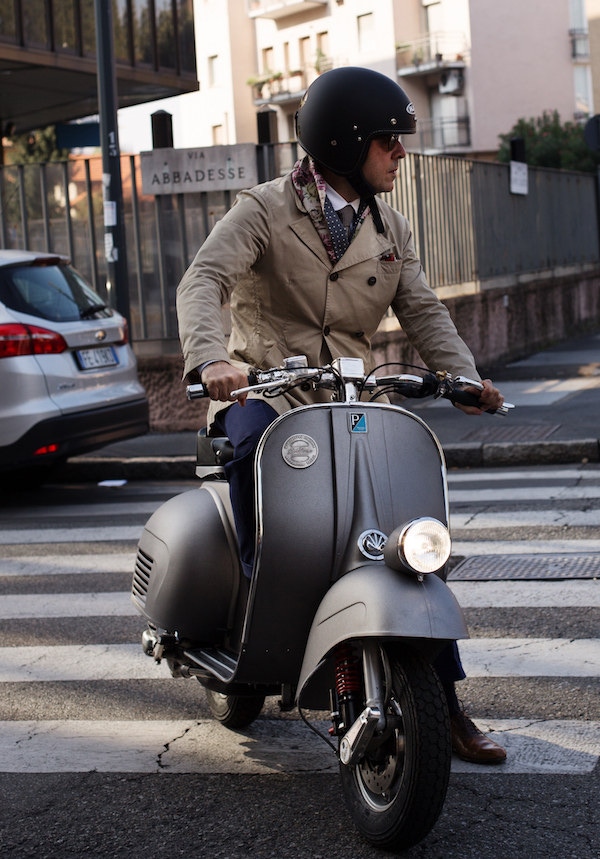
[325,183,360,213]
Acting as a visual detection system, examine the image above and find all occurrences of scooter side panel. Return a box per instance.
[296,564,469,706]
[131,485,239,642]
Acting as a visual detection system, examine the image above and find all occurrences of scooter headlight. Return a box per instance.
[383,517,451,575]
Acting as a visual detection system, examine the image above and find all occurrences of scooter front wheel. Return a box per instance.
[204,688,265,729]
[339,645,451,852]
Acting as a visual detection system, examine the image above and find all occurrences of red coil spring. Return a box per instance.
[334,642,361,697]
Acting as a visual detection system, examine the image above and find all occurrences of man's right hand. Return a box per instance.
[201,361,249,405]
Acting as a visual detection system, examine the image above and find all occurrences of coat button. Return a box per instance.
[323,325,331,336]
[330,272,339,281]
[367,276,377,285]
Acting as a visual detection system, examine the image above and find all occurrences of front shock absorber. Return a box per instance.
[332,641,363,735]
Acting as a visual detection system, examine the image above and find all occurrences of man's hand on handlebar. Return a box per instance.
[453,378,504,415]
[201,361,249,405]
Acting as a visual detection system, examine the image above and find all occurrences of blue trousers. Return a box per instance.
[212,399,466,688]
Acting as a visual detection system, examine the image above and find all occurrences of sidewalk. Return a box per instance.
[64,329,600,481]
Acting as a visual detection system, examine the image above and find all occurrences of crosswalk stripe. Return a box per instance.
[0,554,135,576]
[447,468,600,483]
[0,592,135,619]
[459,638,600,677]
[0,718,596,775]
[448,580,600,607]
[0,526,143,545]
[452,539,600,555]
[1,580,597,619]
[449,485,600,501]
[451,509,600,528]
[1,639,598,682]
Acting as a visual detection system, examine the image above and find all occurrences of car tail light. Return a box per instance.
[116,319,129,345]
[34,443,60,457]
[0,323,68,358]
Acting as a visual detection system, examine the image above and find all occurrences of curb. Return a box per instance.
[57,439,600,482]
[443,439,600,469]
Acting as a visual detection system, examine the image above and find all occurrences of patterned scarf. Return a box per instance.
[291,156,368,263]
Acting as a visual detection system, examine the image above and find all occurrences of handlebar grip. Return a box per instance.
[186,383,207,400]
[446,388,487,410]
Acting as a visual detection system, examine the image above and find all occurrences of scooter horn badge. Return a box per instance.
[281,433,319,468]
[358,529,388,560]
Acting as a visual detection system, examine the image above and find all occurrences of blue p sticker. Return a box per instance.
[349,412,367,433]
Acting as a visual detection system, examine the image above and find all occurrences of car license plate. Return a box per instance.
[75,346,118,370]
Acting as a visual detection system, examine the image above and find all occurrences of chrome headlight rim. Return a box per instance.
[383,517,451,575]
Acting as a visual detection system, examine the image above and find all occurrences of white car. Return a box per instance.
[0,250,148,481]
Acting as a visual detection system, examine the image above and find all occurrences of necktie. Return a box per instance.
[338,205,355,238]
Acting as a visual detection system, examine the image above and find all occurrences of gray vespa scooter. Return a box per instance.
[131,356,511,852]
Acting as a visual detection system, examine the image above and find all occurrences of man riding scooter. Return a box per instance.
[176,65,506,765]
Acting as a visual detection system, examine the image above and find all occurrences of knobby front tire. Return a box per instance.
[339,645,451,852]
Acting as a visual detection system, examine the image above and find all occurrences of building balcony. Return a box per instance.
[396,31,468,77]
[248,61,332,105]
[247,0,327,19]
[407,115,471,153]
[569,28,590,60]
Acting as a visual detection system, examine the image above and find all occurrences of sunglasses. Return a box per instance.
[374,133,402,151]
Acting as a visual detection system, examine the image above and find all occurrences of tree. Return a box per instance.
[497,110,600,173]
[2,127,69,228]
[7,126,68,166]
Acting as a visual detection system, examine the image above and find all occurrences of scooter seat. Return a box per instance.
[196,433,235,466]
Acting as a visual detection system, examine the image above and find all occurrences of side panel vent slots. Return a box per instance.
[132,548,153,607]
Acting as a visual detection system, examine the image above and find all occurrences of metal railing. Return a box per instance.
[1,145,598,352]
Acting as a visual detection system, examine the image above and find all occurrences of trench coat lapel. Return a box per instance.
[289,205,394,271]
[333,218,394,271]
[289,215,332,268]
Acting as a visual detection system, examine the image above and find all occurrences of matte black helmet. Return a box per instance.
[295,66,417,177]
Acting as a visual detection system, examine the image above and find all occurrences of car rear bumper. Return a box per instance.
[0,398,150,471]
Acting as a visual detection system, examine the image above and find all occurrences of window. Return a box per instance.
[299,36,311,68]
[132,0,154,66]
[155,0,176,69]
[178,0,196,74]
[23,0,50,49]
[0,0,17,43]
[574,64,593,118]
[357,13,375,53]
[262,46,274,73]
[54,0,77,54]
[208,54,219,86]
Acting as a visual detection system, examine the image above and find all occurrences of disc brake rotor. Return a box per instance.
[358,731,405,794]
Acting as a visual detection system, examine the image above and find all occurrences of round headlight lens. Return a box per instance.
[399,518,451,574]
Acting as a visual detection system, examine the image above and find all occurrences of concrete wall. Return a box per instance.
[138,268,600,433]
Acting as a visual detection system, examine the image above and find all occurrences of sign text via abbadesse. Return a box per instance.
[140,144,258,195]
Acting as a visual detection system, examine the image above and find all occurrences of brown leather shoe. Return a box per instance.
[450,710,507,764]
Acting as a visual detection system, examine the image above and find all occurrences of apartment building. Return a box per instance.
[148,0,593,159]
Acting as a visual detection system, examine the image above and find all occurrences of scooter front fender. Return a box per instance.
[297,564,468,706]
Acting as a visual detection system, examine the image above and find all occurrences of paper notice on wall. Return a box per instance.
[103,200,117,227]
[510,161,528,196]
[104,233,118,262]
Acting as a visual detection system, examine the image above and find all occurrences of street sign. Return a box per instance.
[141,144,258,195]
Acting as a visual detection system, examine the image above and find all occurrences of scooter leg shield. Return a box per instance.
[296,564,468,708]
[131,483,240,643]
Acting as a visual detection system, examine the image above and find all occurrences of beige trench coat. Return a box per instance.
[176,172,480,425]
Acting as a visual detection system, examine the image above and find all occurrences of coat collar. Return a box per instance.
[290,198,394,271]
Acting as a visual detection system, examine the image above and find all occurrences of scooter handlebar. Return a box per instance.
[185,361,514,415]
